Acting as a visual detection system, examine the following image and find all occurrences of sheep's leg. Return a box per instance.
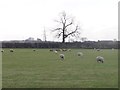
[97,60,99,63]
[101,61,104,63]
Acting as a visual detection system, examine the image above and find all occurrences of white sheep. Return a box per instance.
[112,48,114,50]
[77,52,83,56]
[59,54,65,60]
[54,50,58,54]
[68,49,71,52]
[62,49,67,52]
[10,49,14,52]
[1,50,4,52]
[96,56,104,63]
[96,49,100,51]
[59,49,62,52]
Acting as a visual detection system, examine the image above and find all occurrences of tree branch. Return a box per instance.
[65,22,73,28]
[65,25,80,38]
[54,20,62,23]
[56,32,63,38]
[52,28,62,32]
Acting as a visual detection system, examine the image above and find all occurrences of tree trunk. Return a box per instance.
[62,33,65,43]
[62,26,65,43]
[62,37,65,43]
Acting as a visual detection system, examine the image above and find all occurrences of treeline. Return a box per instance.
[0,40,119,49]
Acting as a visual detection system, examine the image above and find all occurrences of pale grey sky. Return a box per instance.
[0,0,119,41]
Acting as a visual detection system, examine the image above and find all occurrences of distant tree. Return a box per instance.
[25,37,34,41]
[37,38,42,41]
[53,11,81,43]
[113,39,117,42]
[81,37,87,42]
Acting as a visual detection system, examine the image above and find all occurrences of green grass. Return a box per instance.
[2,48,118,88]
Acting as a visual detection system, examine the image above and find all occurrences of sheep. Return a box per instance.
[59,54,65,60]
[68,49,71,52]
[77,52,83,56]
[54,50,58,54]
[33,49,36,51]
[60,49,62,52]
[112,48,114,50]
[1,50,4,52]
[62,49,67,52]
[56,49,60,51]
[50,49,54,52]
[96,56,104,63]
[96,49,100,51]
[10,49,14,52]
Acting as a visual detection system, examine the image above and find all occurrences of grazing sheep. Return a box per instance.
[1,50,4,52]
[96,49,100,51]
[54,50,58,54]
[56,49,60,51]
[68,49,71,51]
[60,49,62,52]
[50,49,54,51]
[59,54,65,60]
[96,56,104,63]
[77,52,83,56]
[62,49,67,52]
[33,49,36,51]
[112,48,114,50]
[10,49,14,52]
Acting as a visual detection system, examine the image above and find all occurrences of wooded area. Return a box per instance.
[0,40,119,49]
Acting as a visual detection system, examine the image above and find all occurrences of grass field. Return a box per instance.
[2,48,118,88]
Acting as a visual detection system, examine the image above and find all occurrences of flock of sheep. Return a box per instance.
[1,49,14,52]
[50,48,105,63]
[1,48,115,63]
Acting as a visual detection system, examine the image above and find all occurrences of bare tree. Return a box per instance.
[53,11,81,43]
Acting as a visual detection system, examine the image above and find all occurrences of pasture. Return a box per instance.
[2,48,118,88]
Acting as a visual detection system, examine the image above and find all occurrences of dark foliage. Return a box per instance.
[1,41,118,49]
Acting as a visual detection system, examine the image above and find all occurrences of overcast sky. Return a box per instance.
[0,0,119,41]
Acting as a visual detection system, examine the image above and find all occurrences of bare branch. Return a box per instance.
[65,21,73,28]
[54,20,62,23]
[55,32,63,38]
[62,12,67,24]
[52,28,62,32]
[65,25,80,38]
[60,17,64,23]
